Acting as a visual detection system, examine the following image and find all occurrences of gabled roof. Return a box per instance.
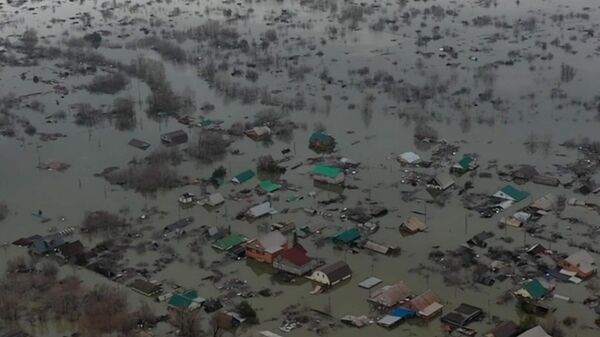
[403,289,441,312]
[232,169,255,184]
[495,185,530,202]
[401,216,427,232]
[486,321,519,337]
[313,165,343,178]
[168,290,204,310]
[517,326,551,337]
[247,201,276,218]
[259,180,281,193]
[309,132,335,144]
[256,231,287,254]
[523,279,548,300]
[564,249,596,274]
[334,227,361,243]
[368,281,412,307]
[279,245,311,266]
[455,155,476,170]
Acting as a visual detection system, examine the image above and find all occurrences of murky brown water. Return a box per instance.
[1,0,600,336]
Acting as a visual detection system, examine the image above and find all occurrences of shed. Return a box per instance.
[358,276,382,289]
[533,175,560,187]
[201,193,225,207]
[130,279,162,297]
[232,169,255,184]
[247,201,277,219]
[428,172,455,190]
[398,152,421,164]
[160,130,188,145]
[400,216,427,234]
[164,217,194,233]
[245,126,271,140]
[212,233,248,251]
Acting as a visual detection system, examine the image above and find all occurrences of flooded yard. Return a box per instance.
[1,0,600,336]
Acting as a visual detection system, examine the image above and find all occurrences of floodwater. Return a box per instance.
[1,0,600,336]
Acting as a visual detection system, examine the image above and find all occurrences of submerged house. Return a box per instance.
[245,231,288,264]
[160,130,188,145]
[514,279,552,301]
[309,261,352,287]
[451,155,478,175]
[494,185,530,203]
[427,172,455,191]
[309,132,336,152]
[57,240,86,264]
[400,216,427,234]
[232,169,255,184]
[558,250,596,279]
[368,281,412,309]
[312,165,344,185]
[29,233,65,255]
[245,126,272,140]
[402,290,443,319]
[440,303,483,328]
[168,290,204,311]
[246,201,277,219]
[272,245,321,276]
[485,321,519,337]
[130,279,162,297]
[517,326,552,337]
[212,233,248,251]
[333,227,361,245]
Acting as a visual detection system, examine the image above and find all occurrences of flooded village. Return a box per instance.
[1,0,600,336]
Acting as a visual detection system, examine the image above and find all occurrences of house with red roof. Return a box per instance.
[272,245,321,276]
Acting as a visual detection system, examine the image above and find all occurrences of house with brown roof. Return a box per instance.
[272,245,321,276]
[400,216,427,234]
[401,289,443,319]
[485,321,519,337]
[558,250,596,279]
[245,231,288,264]
[368,281,412,309]
[309,261,352,287]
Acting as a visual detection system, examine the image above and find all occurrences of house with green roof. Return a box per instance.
[168,290,205,311]
[212,233,248,251]
[333,228,361,244]
[494,185,530,203]
[259,180,281,193]
[312,165,344,185]
[232,169,255,184]
[309,132,336,153]
[514,279,551,301]
[451,155,479,175]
